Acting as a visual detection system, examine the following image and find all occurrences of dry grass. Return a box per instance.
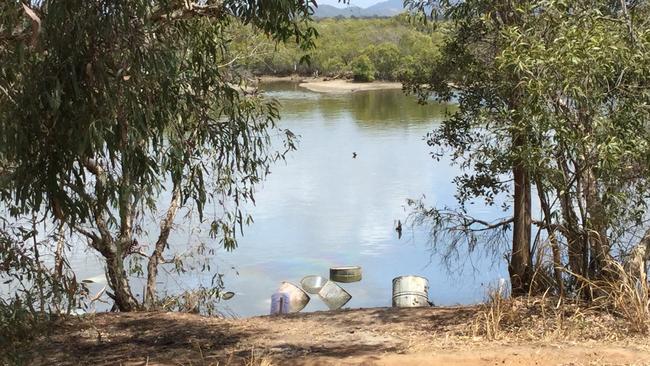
[470,274,650,342]
[595,261,650,334]
[243,348,273,366]
[473,284,509,340]
[469,257,650,343]
[30,305,650,366]
[167,347,273,366]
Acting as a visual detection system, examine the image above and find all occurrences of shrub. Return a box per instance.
[352,55,376,82]
[321,56,347,76]
[366,43,401,80]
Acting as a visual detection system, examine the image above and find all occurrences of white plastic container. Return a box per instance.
[270,292,291,315]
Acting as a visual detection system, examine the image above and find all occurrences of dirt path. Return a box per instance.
[32,307,650,365]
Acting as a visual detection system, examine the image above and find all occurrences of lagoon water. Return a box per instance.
[66,82,509,317]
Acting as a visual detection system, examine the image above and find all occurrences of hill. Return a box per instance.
[314,4,364,17]
[315,0,405,18]
[364,0,405,16]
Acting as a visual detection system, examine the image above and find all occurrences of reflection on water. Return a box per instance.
[61,81,507,317]
[263,81,454,127]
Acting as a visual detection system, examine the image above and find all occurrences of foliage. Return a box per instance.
[498,1,650,285]
[0,297,39,366]
[157,287,227,315]
[405,0,650,298]
[0,0,315,312]
[230,15,443,80]
[0,220,86,365]
[352,55,376,82]
[321,56,348,76]
[365,43,401,80]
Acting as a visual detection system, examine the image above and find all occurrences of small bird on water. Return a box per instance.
[395,220,402,239]
[352,152,357,159]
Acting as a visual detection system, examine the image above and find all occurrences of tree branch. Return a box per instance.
[81,158,114,250]
[452,215,514,232]
[619,0,640,47]
[149,2,225,23]
[74,225,100,243]
[144,183,182,308]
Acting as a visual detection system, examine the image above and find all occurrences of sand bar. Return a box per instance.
[299,78,402,93]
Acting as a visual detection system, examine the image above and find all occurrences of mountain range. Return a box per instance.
[314,0,406,18]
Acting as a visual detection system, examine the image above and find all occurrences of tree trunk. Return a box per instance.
[54,223,65,280]
[535,176,564,297]
[105,247,139,312]
[584,167,612,280]
[144,185,181,309]
[510,159,532,296]
[92,234,138,312]
[82,156,140,312]
[555,149,584,280]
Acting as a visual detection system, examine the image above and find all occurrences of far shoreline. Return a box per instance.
[257,75,403,94]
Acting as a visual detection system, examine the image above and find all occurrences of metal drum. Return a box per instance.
[300,275,327,294]
[329,266,362,283]
[318,280,352,310]
[392,276,429,307]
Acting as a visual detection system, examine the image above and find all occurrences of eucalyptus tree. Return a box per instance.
[499,0,650,290]
[404,0,538,295]
[0,0,316,311]
[405,0,650,296]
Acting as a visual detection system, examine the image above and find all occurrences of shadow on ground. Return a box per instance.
[32,307,479,365]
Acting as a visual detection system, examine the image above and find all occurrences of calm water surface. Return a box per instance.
[215,82,508,316]
[67,82,509,317]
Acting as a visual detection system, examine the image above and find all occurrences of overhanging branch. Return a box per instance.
[149,2,225,23]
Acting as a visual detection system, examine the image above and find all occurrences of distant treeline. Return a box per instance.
[229,15,443,82]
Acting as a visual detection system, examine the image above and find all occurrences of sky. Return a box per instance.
[316,0,385,8]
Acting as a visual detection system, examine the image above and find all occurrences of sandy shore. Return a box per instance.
[257,75,304,83]
[299,78,403,93]
[256,75,403,93]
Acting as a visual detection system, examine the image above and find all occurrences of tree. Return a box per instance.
[497,0,650,291]
[321,56,348,76]
[404,0,535,295]
[405,0,650,297]
[366,43,401,80]
[0,0,316,311]
[230,16,444,80]
[352,55,376,82]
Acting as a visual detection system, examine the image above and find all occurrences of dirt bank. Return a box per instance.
[31,304,650,365]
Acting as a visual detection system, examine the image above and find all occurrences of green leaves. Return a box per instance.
[0,0,306,225]
[227,16,443,80]
[404,0,650,289]
[0,0,311,310]
[351,55,376,82]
